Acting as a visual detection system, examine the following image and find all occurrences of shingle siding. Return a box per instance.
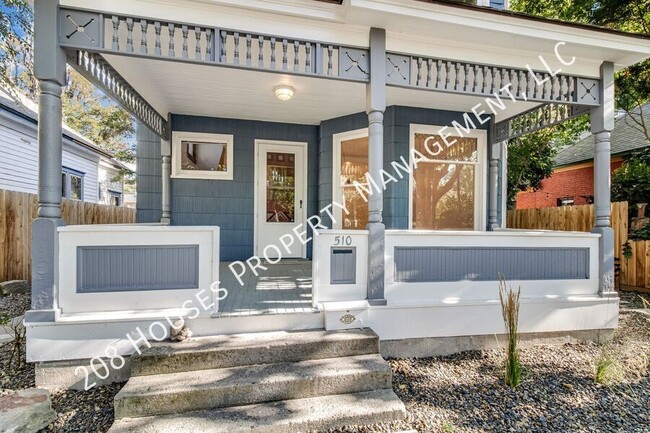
[170,115,319,262]
[136,124,162,223]
[137,106,497,259]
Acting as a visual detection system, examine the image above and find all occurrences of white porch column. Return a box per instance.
[28,0,67,322]
[161,138,171,224]
[366,28,387,305]
[590,61,616,297]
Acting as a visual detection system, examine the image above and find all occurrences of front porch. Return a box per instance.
[217,261,315,317]
[23,0,650,377]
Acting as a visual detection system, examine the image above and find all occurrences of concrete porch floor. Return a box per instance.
[216,261,317,317]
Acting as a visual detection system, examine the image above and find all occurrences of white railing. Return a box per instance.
[312,230,368,306]
[57,224,219,316]
[384,229,600,304]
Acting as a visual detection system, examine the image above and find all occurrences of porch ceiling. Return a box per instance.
[104,54,536,125]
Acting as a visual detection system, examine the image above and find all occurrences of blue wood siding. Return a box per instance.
[319,106,491,230]
[136,124,162,223]
[170,115,319,261]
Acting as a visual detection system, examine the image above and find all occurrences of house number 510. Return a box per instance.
[334,235,352,246]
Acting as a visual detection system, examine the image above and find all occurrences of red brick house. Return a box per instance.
[516,108,649,209]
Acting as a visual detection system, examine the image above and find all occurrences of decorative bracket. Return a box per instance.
[339,48,370,80]
[59,9,102,48]
[386,53,410,85]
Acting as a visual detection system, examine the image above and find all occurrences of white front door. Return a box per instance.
[255,140,307,259]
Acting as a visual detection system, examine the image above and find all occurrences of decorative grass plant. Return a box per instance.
[498,275,522,388]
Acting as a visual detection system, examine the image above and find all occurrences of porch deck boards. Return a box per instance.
[217,261,317,317]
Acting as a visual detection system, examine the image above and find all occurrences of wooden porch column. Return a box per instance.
[161,138,172,224]
[488,117,503,230]
[28,0,67,322]
[590,61,616,297]
[366,28,387,305]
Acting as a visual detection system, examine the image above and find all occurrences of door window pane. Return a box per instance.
[412,134,478,230]
[266,152,295,223]
[340,136,369,229]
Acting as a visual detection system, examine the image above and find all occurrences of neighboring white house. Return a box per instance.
[0,88,130,205]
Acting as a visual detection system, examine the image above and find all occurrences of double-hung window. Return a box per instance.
[410,125,486,230]
[62,167,84,201]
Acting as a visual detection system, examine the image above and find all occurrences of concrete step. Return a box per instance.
[131,328,378,376]
[115,353,392,419]
[109,389,405,433]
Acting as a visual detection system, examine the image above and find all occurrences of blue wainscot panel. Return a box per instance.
[76,245,200,293]
[394,246,590,282]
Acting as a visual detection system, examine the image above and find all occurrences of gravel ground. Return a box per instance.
[0,292,124,432]
[328,309,650,433]
[1,290,649,433]
[0,292,31,319]
[619,289,650,310]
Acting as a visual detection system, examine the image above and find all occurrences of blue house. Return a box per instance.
[23,0,650,430]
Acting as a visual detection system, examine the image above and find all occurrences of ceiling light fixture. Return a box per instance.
[274,85,295,101]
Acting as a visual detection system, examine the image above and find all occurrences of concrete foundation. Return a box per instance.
[35,357,132,391]
[380,328,615,358]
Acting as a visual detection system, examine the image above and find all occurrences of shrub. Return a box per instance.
[498,275,522,388]
[595,350,624,386]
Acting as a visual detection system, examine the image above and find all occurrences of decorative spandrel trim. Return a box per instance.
[495,103,589,142]
[59,9,102,48]
[68,50,168,139]
[387,51,600,106]
[58,7,369,83]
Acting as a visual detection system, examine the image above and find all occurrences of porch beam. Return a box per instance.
[28,0,67,322]
[590,61,616,297]
[67,50,169,139]
[366,27,387,306]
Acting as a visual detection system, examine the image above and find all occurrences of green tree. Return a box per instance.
[506,116,589,208]
[511,0,650,141]
[63,70,135,162]
[612,147,650,205]
[507,0,650,207]
[0,0,33,94]
[0,1,135,163]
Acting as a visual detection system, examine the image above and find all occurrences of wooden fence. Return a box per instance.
[507,201,650,289]
[0,189,136,283]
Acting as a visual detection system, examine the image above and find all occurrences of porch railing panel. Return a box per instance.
[384,230,600,303]
[57,225,220,315]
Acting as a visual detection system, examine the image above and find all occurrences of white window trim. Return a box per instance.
[332,127,369,229]
[408,124,487,231]
[171,131,234,180]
